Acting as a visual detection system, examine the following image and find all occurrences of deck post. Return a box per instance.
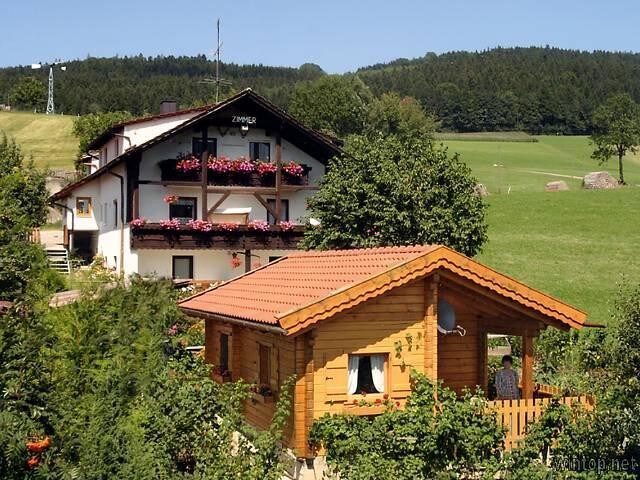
[521,332,535,399]
[275,131,282,222]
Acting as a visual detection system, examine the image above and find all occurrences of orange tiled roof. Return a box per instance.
[179,245,588,335]
[179,246,436,325]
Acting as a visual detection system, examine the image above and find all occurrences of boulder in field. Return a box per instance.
[582,171,619,189]
[545,180,569,192]
[474,183,490,197]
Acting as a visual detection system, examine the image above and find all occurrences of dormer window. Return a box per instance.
[249,142,270,161]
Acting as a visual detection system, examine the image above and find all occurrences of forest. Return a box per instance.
[2,47,640,133]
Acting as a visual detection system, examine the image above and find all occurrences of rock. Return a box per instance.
[582,171,619,190]
[545,180,569,192]
[474,183,490,197]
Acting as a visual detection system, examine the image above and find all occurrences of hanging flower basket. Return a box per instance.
[163,195,179,204]
[230,253,242,268]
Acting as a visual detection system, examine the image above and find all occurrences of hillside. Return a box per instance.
[0,111,76,170]
[2,47,640,133]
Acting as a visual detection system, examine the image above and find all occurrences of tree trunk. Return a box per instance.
[618,151,625,185]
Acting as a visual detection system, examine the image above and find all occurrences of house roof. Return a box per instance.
[50,89,343,202]
[178,245,588,336]
[86,104,211,151]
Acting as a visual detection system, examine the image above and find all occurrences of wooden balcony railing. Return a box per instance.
[488,389,595,450]
[158,159,311,187]
[131,223,306,250]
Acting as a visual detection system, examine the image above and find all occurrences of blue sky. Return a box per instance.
[2,0,638,72]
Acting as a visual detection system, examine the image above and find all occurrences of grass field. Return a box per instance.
[442,135,640,194]
[0,111,76,170]
[439,134,640,323]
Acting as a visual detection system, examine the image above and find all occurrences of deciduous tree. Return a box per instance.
[590,93,640,184]
[302,134,487,256]
[8,77,46,111]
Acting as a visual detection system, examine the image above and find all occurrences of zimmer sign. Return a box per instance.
[232,115,257,125]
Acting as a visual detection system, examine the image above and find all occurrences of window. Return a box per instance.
[76,197,92,217]
[348,354,386,394]
[259,344,271,387]
[268,256,282,263]
[192,138,217,157]
[249,142,270,161]
[266,199,289,224]
[113,200,118,227]
[169,197,197,223]
[219,333,229,372]
[172,256,193,279]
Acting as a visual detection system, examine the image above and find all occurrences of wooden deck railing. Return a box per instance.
[488,394,595,450]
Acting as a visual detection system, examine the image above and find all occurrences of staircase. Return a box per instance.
[46,247,71,274]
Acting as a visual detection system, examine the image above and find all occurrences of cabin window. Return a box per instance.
[192,138,217,157]
[258,344,271,387]
[348,354,385,394]
[113,199,118,227]
[266,199,289,224]
[172,256,193,279]
[76,197,92,217]
[219,333,229,373]
[169,197,197,223]
[249,142,270,161]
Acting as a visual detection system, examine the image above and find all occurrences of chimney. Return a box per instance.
[159,100,178,114]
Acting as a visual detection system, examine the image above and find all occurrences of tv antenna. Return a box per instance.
[31,60,67,114]
[200,19,231,103]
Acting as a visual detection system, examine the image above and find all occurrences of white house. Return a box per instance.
[49,89,342,282]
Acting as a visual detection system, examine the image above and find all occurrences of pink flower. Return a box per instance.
[277,220,295,232]
[187,219,213,232]
[130,217,147,229]
[247,220,270,232]
[208,155,231,173]
[160,218,181,230]
[218,222,239,232]
[167,324,178,336]
[282,161,304,177]
[230,254,242,269]
[176,155,201,172]
[256,161,278,176]
[229,156,255,174]
[163,195,179,204]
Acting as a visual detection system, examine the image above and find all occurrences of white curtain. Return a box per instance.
[347,356,360,394]
[370,355,385,393]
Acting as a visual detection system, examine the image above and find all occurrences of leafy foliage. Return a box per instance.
[289,75,373,137]
[0,135,51,301]
[72,110,133,159]
[8,76,46,111]
[590,93,640,184]
[309,372,504,480]
[366,92,439,140]
[302,134,487,256]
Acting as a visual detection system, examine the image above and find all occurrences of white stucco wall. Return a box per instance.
[137,249,288,281]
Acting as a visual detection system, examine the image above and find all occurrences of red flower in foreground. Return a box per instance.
[26,437,51,453]
[396,401,401,407]
[26,456,40,469]
[375,398,382,404]
[383,393,389,400]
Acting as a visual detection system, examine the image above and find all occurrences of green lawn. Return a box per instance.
[0,111,76,170]
[476,187,639,324]
[442,135,640,194]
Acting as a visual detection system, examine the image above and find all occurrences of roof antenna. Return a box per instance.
[200,18,232,103]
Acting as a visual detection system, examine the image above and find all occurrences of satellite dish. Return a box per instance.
[437,299,466,336]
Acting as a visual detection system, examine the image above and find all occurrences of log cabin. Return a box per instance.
[178,245,591,476]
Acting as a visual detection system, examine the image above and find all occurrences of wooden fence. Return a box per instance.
[488,394,595,450]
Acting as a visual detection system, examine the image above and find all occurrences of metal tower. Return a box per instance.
[46,66,55,114]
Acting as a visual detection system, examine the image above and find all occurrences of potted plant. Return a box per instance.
[228,156,255,185]
[256,161,277,186]
[207,155,231,185]
[247,219,270,233]
[282,161,305,184]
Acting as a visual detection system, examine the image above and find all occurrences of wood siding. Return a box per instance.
[311,280,428,419]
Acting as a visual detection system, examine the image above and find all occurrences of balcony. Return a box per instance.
[130,222,306,250]
[158,157,311,187]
